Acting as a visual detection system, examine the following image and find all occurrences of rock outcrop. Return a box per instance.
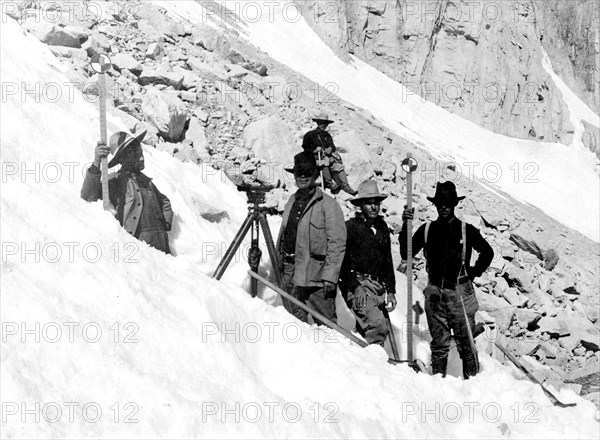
[299,0,599,146]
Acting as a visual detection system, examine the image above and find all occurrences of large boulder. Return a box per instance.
[557,313,600,352]
[564,361,600,395]
[111,53,143,76]
[184,118,209,151]
[82,32,112,57]
[23,22,86,48]
[191,24,221,52]
[141,88,188,142]
[138,69,185,90]
[242,115,297,186]
[509,222,559,270]
[186,58,228,82]
[172,66,203,90]
[333,130,371,158]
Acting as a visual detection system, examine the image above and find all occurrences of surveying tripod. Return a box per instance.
[211,185,284,297]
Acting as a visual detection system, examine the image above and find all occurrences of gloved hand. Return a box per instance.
[353,286,369,310]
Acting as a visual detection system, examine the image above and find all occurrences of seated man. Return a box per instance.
[340,180,397,346]
[81,130,173,254]
[302,112,357,196]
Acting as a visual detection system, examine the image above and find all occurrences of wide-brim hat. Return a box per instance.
[284,151,323,175]
[107,130,147,168]
[426,181,465,204]
[312,112,334,124]
[350,180,388,206]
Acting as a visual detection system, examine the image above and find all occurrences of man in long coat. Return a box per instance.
[81,131,173,254]
[276,152,346,323]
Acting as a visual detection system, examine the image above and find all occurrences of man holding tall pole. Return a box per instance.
[400,181,493,378]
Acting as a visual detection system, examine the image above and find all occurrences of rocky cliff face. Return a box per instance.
[299,0,599,147]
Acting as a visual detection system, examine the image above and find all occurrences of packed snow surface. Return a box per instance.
[1,6,599,440]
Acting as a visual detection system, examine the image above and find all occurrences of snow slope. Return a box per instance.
[1,10,599,440]
[157,0,600,243]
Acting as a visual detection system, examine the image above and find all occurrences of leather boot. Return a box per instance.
[462,352,480,379]
[332,170,358,196]
[321,167,340,193]
[431,355,448,377]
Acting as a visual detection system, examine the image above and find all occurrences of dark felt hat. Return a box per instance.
[284,151,322,175]
[427,181,466,204]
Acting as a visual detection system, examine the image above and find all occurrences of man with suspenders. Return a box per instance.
[400,181,493,378]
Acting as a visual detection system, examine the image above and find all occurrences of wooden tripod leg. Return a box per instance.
[212,214,254,280]
[259,214,284,288]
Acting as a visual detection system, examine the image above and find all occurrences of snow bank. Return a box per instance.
[1,9,598,440]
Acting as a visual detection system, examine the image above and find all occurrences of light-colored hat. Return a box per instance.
[312,112,334,124]
[350,180,387,206]
[107,130,147,168]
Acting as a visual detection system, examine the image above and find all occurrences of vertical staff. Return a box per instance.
[401,153,418,362]
[90,54,112,211]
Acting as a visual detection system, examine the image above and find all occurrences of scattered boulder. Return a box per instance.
[334,130,370,159]
[187,57,228,82]
[242,62,268,77]
[111,53,143,76]
[146,41,166,60]
[184,118,208,151]
[510,222,559,270]
[173,143,200,164]
[48,46,87,61]
[82,32,112,57]
[23,22,86,48]
[191,24,221,52]
[242,115,297,186]
[515,309,542,329]
[537,315,570,338]
[557,314,600,352]
[192,199,230,223]
[501,287,528,307]
[141,88,188,142]
[564,361,600,395]
[138,69,185,90]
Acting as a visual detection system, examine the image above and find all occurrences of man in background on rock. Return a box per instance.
[81,130,173,254]
[400,181,493,378]
[302,112,358,196]
[276,152,346,324]
[340,180,397,346]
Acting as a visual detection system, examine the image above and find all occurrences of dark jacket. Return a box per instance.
[302,128,336,155]
[276,188,346,287]
[81,165,173,245]
[340,214,396,296]
[400,217,493,288]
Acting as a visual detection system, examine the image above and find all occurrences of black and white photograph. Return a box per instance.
[1,0,599,438]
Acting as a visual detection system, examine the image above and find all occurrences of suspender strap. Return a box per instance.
[461,221,467,264]
[423,222,431,259]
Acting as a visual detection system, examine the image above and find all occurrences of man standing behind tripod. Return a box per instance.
[276,152,346,324]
